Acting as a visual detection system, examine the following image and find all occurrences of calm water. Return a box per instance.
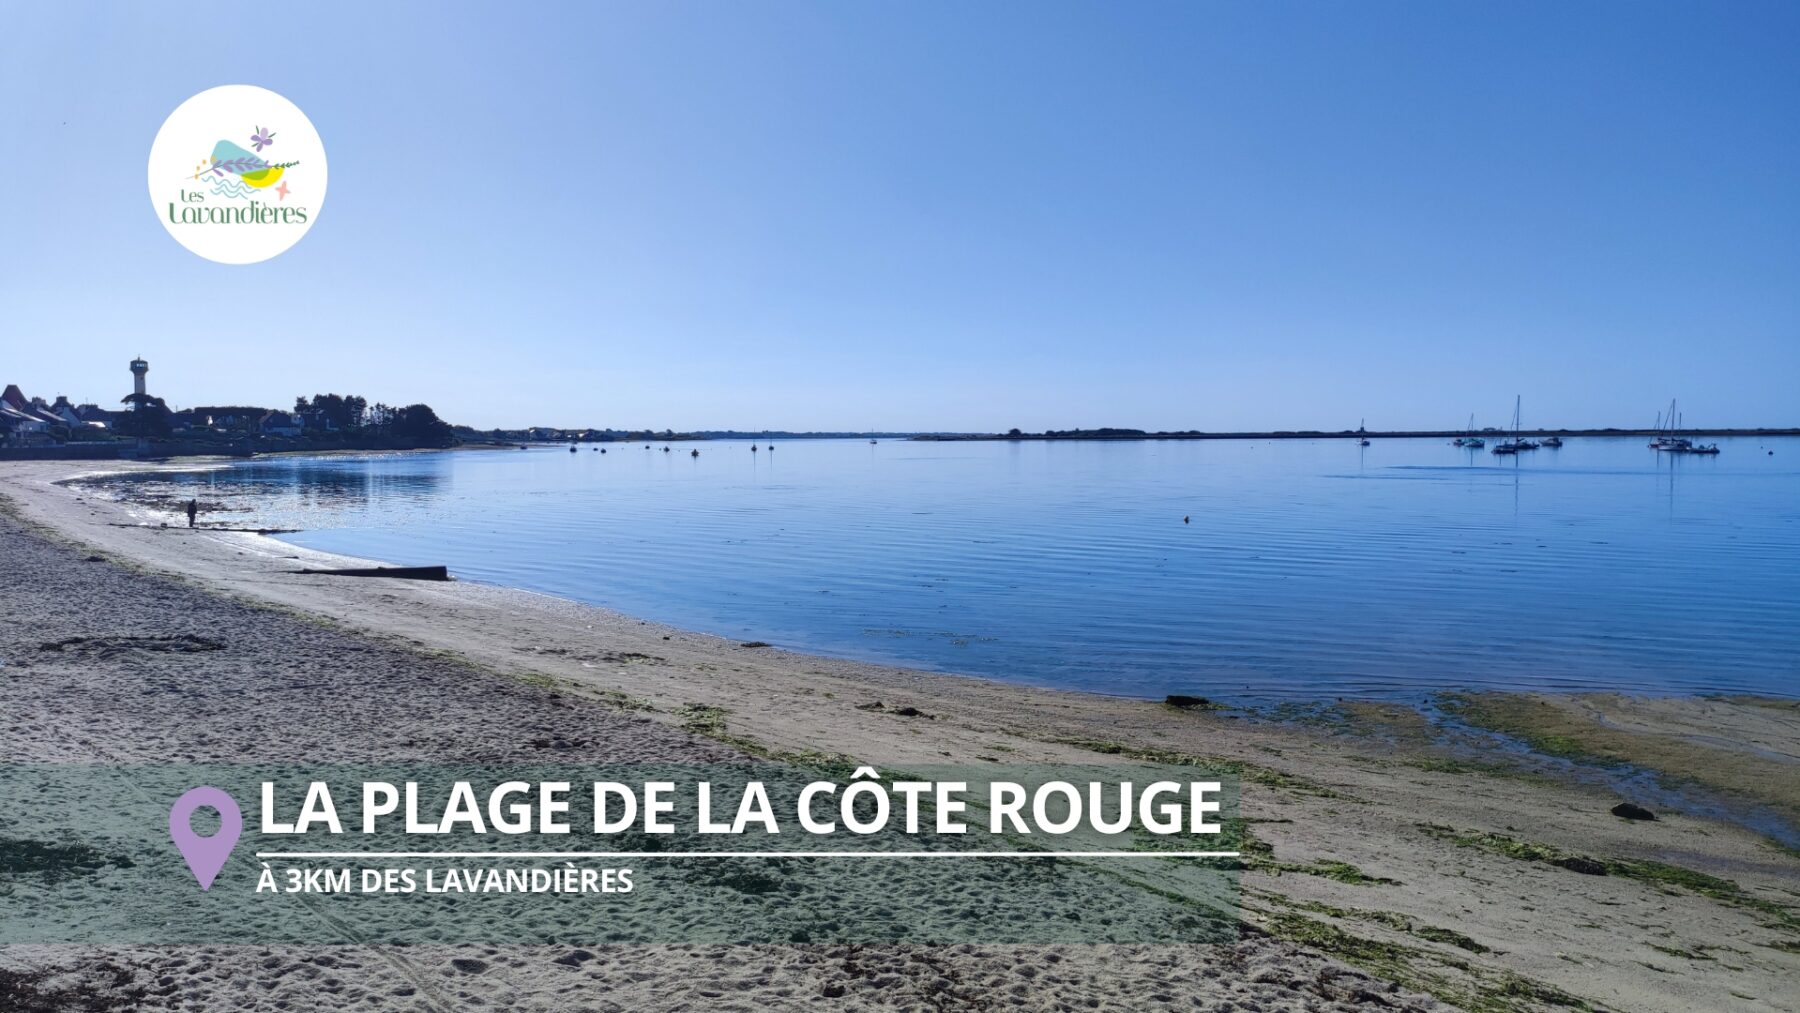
[111,437,1800,702]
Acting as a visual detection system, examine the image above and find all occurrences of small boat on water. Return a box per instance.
[1542,436,1563,448]
[1492,396,1537,454]
[1452,413,1484,448]
[1648,399,1719,454]
[1649,400,1692,451]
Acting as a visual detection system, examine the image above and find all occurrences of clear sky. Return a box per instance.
[3,1,1796,432]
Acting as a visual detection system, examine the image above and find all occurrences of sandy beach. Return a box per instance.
[2,458,1796,1012]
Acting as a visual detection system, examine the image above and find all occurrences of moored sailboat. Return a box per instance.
[1452,413,1484,448]
[1649,400,1720,454]
[1649,400,1693,451]
[1492,396,1537,454]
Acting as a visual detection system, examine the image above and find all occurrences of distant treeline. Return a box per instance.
[107,391,454,449]
[918,427,1800,441]
[690,431,918,440]
[452,427,707,444]
[292,393,455,448]
[453,428,931,443]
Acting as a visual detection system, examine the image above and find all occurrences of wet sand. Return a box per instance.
[1441,692,1800,827]
[2,458,1797,1011]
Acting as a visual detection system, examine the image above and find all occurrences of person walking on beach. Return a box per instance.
[185,499,198,528]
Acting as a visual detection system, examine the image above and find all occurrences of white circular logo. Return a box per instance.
[147,85,327,264]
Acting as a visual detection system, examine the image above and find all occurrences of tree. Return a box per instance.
[295,393,371,432]
[118,393,173,438]
[391,404,455,447]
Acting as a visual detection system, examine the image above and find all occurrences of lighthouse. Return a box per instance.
[130,357,149,397]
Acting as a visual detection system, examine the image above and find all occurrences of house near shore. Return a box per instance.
[73,403,115,429]
[261,411,305,437]
[296,408,339,433]
[0,385,123,445]
[174,405,311,438]
[40,395,110,431]
[3,385,60,425]
[188,406,271,432]
[41,395,78,426]
[1,384,60,444]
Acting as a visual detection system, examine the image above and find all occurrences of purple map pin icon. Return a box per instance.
[169,786,242,891]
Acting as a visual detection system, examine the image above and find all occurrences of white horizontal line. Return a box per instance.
[254,851,1241,860]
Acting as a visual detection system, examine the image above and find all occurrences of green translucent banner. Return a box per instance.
[0,762,1239,944]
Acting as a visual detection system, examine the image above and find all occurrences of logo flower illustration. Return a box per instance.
[189,124,300,198]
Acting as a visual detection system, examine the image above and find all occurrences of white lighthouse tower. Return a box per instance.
[130,357,149,397]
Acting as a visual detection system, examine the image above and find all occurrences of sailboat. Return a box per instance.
[1649,400,1690,451]
[1650,400,1719,454]
[1357,419,1370,446]
[1492,396,1538,454]
[1453,414,1484,448]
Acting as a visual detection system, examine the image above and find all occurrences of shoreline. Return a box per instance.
[4,458,1798,1010]
[6,429,1794,466]
[23,456,1800,821]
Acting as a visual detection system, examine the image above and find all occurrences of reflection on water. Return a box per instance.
[88,459,446,516]
[99,438,1800,702]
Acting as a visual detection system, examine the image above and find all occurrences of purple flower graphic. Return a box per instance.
[250,126,276,152]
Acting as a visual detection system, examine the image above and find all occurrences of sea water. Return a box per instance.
[119,436,1800,702]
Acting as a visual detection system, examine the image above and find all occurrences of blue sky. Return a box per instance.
[2,1,1795,432]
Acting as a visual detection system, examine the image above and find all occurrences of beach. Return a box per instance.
[2,458,1796,1012]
